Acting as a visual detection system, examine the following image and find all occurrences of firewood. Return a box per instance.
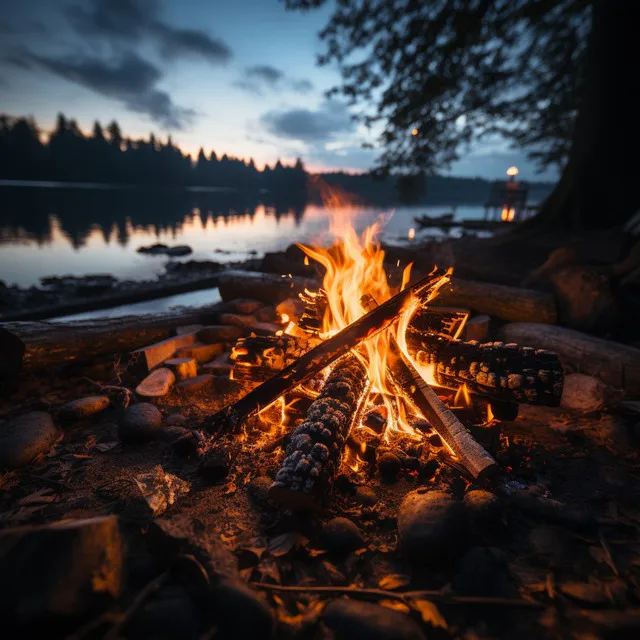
[268,356,370,510]
[464,315,491,342]
[499,322,640,394]
[406,333,563,406]
[434,277,557,324]
[217,270,319,305]
[203,269,450,434]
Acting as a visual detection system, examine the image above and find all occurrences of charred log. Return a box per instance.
[268,356,370,510]
[406,333,563,406]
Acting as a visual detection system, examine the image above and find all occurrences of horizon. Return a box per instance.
[0,0,560,181]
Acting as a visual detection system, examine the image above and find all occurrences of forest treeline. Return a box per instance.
[0,114,307,191]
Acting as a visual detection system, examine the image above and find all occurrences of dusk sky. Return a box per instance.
[0,0,558,180]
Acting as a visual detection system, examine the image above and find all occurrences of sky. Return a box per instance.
[0,0,558,180]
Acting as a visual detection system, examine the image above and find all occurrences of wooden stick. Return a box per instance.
[203,269,450,434]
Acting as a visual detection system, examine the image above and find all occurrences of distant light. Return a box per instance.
[408,227,415,239]
[411,128,419,136]
[506,166,519,177]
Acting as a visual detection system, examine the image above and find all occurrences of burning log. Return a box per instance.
[217,270,319,305]
[203,269,450,434]
[406,333,563,406]
[268,356,370,510]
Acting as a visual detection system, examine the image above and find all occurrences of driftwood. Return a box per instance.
[204,269,450,434]
[434,277,557,324]
[500,322,640,395]
[269,356,370,510]
[2,303,225,372]
[406,333,564,406]
[217,270,319,305]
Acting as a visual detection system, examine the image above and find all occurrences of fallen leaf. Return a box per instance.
[268,532,307,557]
[378,574,411,590]
[379,599,410,613]
[308,548,327,558]
[18,488,57,506]
[410,598,448,629]
[224,482,237,495]
[321,561,347,584]
[95,442,119,452]
[560,582,608,605]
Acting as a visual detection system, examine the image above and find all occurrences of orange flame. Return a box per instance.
[454,383,471,408]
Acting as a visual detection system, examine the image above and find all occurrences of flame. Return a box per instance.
[486,403,495,423]
[298,184,450,435]
[280,313,290,324]
[453,383,471,408]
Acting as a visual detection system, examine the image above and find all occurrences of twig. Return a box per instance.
[104,571,169,640]
[599,529,620,576]
[249,583,543,608]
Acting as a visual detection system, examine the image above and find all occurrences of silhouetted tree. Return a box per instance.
[284,0,640,231]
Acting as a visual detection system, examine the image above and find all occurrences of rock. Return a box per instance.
[0,412,58,469]
[211,579,274,639]
[255,305,277,322]
[323,599,425,640]
[561,373,607,412]
[398,490,468,563]
[251,321,283,336]
[165,357,198,381]
[165,245,193,257]
[0,516,123,622]
[166,413,188,426]
[276,297,306,322]
[58,395,110,421]
[464,489,501,526]
[220,313,257,328]
[133,465,191,517]
[247,475,274,507]
[464,314,491,342]
[172,432,200,457]
[454,547,511,596]
[118,403,163,442]
[0,326,25,380]
[176,343,224,363]
[230,299,264,314]
[176,374,214,395]
[197,324,244,343]
[322,517,365,553]
[137,243,169,254]
[354,485,378,506]
[202,353,233,376]
[377,452,402,480]
[429,433,442,448]
[528,526,565,565]
[199,448,231,482]
[129,585,200,639]
[136,367,176,398]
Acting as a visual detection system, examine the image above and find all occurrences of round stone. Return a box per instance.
[0,412,58,469]
[398,490,468,563]
[464,489,501,526]
[59,395,110,421]
[322,517,365,554]
[354,485,378,506]
[118,403,163,443]
[377,452,401,480]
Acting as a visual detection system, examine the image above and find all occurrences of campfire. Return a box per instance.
[206,203,563,511]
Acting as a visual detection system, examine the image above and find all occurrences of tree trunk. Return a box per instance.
[526,1,640,231]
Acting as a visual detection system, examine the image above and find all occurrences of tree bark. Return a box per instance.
[526,1,640,231]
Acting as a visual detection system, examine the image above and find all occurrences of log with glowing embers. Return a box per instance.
[268,356,370,511]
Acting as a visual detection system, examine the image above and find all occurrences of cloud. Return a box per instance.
[236,65,314,96]
[261,101,356,143]
[23,51,195,129]
[65,0,232,64]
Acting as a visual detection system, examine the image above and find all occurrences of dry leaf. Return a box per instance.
[224,482,237,495]
[95,442,118,452]
[410,598,448,629]
[268,531,307,557]
[378,574,411,590]
[18,488,57,506]
[308,548,327,558]
[321,561,347,584]
[379,599,410,613]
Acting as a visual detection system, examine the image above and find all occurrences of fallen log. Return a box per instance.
[499,322,640,395]
[204,269,450,434]
[217,270,319,305]
[406,333,564,406]
[2,303,226,372]
[434,278,557,324]
[269,356,370,510]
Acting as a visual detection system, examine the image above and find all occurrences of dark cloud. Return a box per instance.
[236,65,314,96]
[246,65,284,86]
[291,79,314,94]
[24,51,195,129]
[65,0,232,64]
[261,101,355,143]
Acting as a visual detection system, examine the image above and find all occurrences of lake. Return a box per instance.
[0,184,493,289]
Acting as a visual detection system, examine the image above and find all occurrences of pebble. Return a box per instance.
[230,299,264,314]
[220,313,257,328]
[58,395,110,421]
[166,414,188,427]
[464,489,501,526]
[377,452,402,480]
[323,598,425,640]
[176,374,214,395]
[354,485,378,506]
[211,579,274,639]
[197,325,243,342]
[322,517,365,553]
[0,411,58,469]
[398,490,468,563]
[136,368,176,398]
[118,403,163,443]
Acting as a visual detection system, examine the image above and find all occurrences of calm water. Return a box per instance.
[0,184,489,288]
